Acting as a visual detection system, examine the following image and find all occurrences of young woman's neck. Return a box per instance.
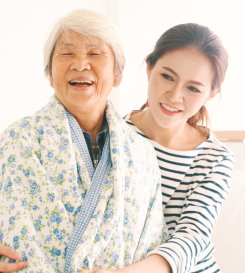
[131,109,206,151]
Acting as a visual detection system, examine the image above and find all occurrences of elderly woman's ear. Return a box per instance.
[49,72,54,87]
[114,74,122,86]
[114,68,124,87]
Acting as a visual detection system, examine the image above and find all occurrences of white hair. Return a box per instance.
[44,9,125,83]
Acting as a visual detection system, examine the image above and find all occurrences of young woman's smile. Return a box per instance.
[160,102,182,116]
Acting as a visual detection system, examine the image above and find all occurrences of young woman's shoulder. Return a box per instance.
[204,133,234,158]
[194,132,234,177]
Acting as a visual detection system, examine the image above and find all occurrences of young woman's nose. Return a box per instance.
[70,55,91,71]
[166,84,184,103]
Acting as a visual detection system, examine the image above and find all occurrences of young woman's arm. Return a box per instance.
[148,152,234,273]
[115,255,171,273]
[78,254,171,273]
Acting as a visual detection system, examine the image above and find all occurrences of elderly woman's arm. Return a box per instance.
[78,255,171,273]
[0,243,27,272]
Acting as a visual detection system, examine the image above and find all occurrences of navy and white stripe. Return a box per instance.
[125,115,233,273]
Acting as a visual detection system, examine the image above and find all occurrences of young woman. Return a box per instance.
[80,23,234,273]
[124,23,234,273]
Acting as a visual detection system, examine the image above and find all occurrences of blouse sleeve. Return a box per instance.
[149,152,234,273]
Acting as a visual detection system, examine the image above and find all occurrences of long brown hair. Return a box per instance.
[142,23,228,129]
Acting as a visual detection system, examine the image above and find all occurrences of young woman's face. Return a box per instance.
[147,47,217,129]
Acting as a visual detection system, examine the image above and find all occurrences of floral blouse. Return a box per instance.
[0,96,168,272]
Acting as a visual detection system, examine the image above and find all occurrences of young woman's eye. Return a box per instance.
[61,53,73,56]
[188,85,201,93]
[161,73,174,81]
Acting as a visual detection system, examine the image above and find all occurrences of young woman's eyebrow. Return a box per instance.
[162,66,205,86]
[189,80,205,87]
[162,66,178,76]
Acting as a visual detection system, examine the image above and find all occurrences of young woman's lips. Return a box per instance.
[160,103,182,116]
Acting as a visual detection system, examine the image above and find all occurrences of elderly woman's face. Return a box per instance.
[50,31,118,115]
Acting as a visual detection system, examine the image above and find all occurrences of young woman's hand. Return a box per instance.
[0,243,27,272]
[77,269,111,273]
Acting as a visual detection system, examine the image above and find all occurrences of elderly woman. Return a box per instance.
[0,10,167,273]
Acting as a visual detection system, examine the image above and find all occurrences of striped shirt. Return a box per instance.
[125,114,234,273]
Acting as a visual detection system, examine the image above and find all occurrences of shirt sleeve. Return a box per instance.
[148,153,234,273]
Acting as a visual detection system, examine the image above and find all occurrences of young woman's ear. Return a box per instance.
[207,88,220,101]
[146,63,152,80]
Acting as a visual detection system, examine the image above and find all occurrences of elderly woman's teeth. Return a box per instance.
[69,80,93,86]
[160,103,179,112]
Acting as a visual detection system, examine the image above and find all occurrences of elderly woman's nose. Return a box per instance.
[70,55,91,71]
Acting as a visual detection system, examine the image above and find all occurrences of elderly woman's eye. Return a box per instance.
[62,53,73,56]
[89,53,100,56]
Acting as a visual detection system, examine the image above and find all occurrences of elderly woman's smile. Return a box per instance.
[69,79,94,87]
[68,77,95,91]
[49,31,118,120]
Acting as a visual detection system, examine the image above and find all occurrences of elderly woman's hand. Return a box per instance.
[0,243,27,272]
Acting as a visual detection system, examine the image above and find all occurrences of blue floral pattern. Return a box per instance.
[0,96,168,272]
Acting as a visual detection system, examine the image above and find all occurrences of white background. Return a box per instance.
[0,1,244,272]
[0,0,244,132]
